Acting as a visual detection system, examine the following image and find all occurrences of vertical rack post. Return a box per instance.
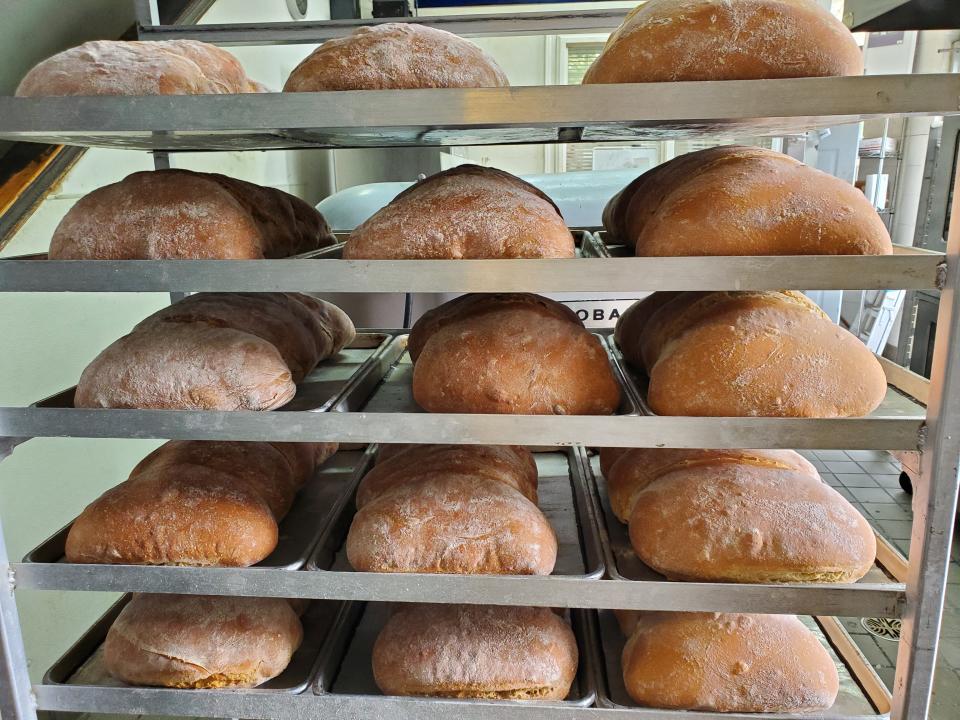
[0,517,37,720]
[892,154,960,719]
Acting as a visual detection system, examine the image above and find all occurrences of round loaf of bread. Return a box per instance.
[104,595,302,688]
[355,444,538,509]
[410,293,622,415]
[283,23,508,91]
[622,612,839,711]
[346,474,557,575]
[343,165,574,259]
[628,461,876,582]
[606,146,891,255]
[16,40,262,96]
[617,291,887,417]
[605,448,817,523]
[373,604,577,700]
[49,170,336,260]
[583,0,862,84]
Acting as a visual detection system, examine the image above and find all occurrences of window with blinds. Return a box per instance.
[562,43,777,172]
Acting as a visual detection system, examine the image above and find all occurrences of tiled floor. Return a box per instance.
[799,450,960,719]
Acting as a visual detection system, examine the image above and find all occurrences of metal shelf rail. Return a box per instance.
[0,6,959,720]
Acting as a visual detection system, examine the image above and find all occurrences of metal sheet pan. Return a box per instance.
[307,445,605,581]
[32,331,392,415]
[23,448,366,571]
[313,601,596,707]
[334,334,640,418]
[43,595,346,695]
[592,608,891,718]
[583,448,902,592]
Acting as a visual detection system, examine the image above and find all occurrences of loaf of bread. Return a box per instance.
[602,448,817,522]
[65,441,337,566]
[356,444,538,509]
[343,165,574,259]
[621,612,838,711]
[347,472,557,575]
[49,170,336,259]
[16,40,263,96]
[283,23,508,91]
[626,454,876,583]
[373,604,577,700]
[409,293,622,415]
[615,291,887,417]
[603,146,892,255]
[583,0,862,84]
[104,594,302,688]
[74,293,354,410]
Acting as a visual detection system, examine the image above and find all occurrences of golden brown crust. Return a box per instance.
[621,612,839,712]
[74,293,354,410]
[355,444,538,509]
[104,595,302,688]
[16,40,262,96]
[615,291,887,417]
[49,170,335,260]
[343,165,574,259]
[627,462,876,583]
[410,294,621,415]
[583,0,863,84]
[372,605,577,700]
[283,23,508,91]
[66,440,336,566]
[606,146,892,256]
[605,448,817,523]
[346,474,557,575]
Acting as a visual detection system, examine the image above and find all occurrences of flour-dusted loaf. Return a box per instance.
[614,291,887,417]
[74,293,354,410]
[626,456,876,583]
[621,612,838,712]
[346,473,557,575]
[603,146,892,255]
[373,604,577,700]
[284,23,508,91]
[356,444,538,509]
[104,595,302,688]
[601,448,817,523]
[409,293,622,415]
[16,39,263,96]
[583,0,862,84]
[65,441,337,566]
[343,165,574,259]
[49,170,336,259]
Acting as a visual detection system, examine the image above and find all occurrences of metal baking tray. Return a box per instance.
[584,448,903,590]
[32,331,392,414]
[332,334,640,417]
[591,609,891,718]
[312,601,597,707]
[42,596,346,700]
[306,445,605,581]
[602,332,928,421]
[23,447,367,571]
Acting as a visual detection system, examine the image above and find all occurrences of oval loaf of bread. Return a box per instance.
[583,0,862,84]
[621,612,839,712]
[373,604,578,700]
[283,23,508,91]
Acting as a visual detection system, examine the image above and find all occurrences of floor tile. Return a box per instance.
[858,461,903,474]
[894,538,912,555]
[815,450,852,461]
[887,489,915,507]
[835,487,855,501]
[877,520,914,540]
[861,503,911,522]
[930,665,960,719]
[847,450,895,461]
[850,487,896,503]
[875,665,895,690]
[835,473,879,488]
[874,474,905,489]
[840,617,870,636]
[858,635,896,670]
[949,564,960,585]
[937,637,960,669]
[825,461,864,474]
[822,473,842,487]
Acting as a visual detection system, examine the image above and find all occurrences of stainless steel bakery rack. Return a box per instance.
[1,5,959,720]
